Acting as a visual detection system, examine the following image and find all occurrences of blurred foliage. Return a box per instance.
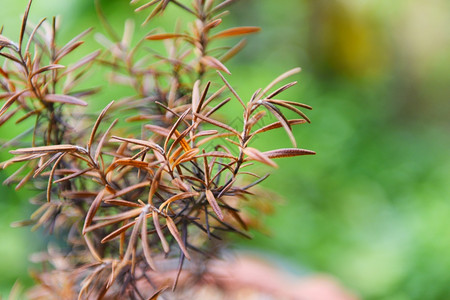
[1,0,449,299]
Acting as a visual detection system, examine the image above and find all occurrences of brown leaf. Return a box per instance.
[159,192,199,211]
[10,144,81,155]
[111,136,164,153]
[171,148,200,167]
[220,38,247,63]
[46,153,66,202]
[19,0,32,51]
[83,189,106,234]
[146,33,188,40]
[216,71,246,108]
[164,108,191,152]
[105,181,150,200]
[56,28,93,61]
[263,148,316,158]
[53,168,93,183]
[252,119,305,136]
[260,101,296,147]
[31,64,65,78]
[266,99,311,123]
[200,56,231,74]
[141,210,156,270]
[193,112,240,137]
[43,94,88,106]
[94,118,118,162]
[266,81,297,99]
[87,100,115,152]
[33,152,64,178]
[62,50,101,76]
[211,26,260,39]
[105,158,150,174]
[101,221,136,244]
[0,35,16,49]
[243,147,278,168]
[257,67,301,100]
[153,211,170,253]
[205,189,224,220]
[145,124,170,137]
[104,199,142,207]
[166,217,191,259]
[0,91,27,118]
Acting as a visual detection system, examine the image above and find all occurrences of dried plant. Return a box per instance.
[0,0,315,298]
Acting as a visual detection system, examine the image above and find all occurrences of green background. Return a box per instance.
[1,0,449,299]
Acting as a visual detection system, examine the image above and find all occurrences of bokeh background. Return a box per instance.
[0,0,449,299]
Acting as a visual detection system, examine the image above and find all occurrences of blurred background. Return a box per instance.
[0,0,449,299]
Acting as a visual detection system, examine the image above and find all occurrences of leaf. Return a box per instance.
[266,81,297,99]
[86,208,142,232]
[88,100,115,152]
[83,189,106,234]
[263,148,316,158]
[159,192,199,211]
[0,35,17,50]
[260,101,296,147]
[196,81,211,114]
[146,33,189,40]
[25,17,46,54]
[105,181,149,199]
[153,211,169,253]
[47,153,66,202]
[147,288,166,300]
[145,124,170,137]
[193,112,240,137]
[111,136,164,153]
[105,158,150,174]
[10,144,81,155]
[205,97,230,118]
[52,168,93,183]
[200,56,231,74]
[19,0,33,51]
[94,118,118,162]
[33,152,64,178]
[267,99,311,123]
[211,26,260,39]
[0,91,27,117]
[43,94,88,106]
[134,0,160,12]
[211,0,238,13]
[104,199,142,207]
[141,210,156,270]
[270,99,312,110]
[205,189,224,220]
[101,221,136,243]
[0,52,22,65]
[167,125,194,157]
[243,147,278,168]
[171,148,200,167]
[216,71,246,108]
[204,18,222,32]
[55,41,84,62]
[56,28,93,61]
[166,217,191,259]
[220,38,247,63]
[252,119,305,135]
[257,67,301,100]
[164,108,191,152]
[31,64,65,78]
[62,50,101,75]
[191,80,200,114]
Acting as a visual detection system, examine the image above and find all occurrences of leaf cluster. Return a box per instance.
[0,0,314,298]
